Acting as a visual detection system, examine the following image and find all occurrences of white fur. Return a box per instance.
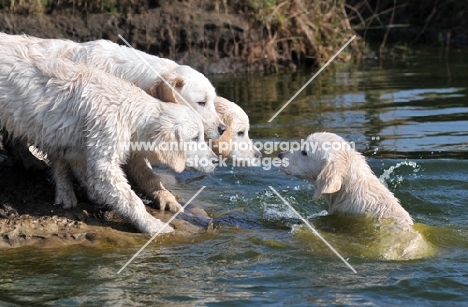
[0,45,218,234]
[0,33,225,139]
[1,34,259,211]
[0,32,224,211]
[279,132,414,225]
[212,96,262,162]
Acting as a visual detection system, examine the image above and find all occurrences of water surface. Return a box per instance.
[1,49,468,306]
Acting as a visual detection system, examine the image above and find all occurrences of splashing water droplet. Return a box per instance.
[379,161,421,187]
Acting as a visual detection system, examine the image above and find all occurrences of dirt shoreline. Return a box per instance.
[0,0,361,73]
[0,165,213,249]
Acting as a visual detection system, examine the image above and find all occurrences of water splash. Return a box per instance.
[258,187,328,222]
[229,194,248,202]
[262,203,326,221]
[379,160,421,188]
[263,203,298,220]
[257,189,299,220]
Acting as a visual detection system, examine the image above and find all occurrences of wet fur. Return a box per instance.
[279,132,413,225]
[0,46,217,234]
[0,33,224,139]
[212,96,262,161]
[0,32,224,211]
[278,132,439,259]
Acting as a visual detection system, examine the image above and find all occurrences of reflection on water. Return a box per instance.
[1,50,468,305]
[214,52,468,159]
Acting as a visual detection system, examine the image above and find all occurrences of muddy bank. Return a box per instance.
[0,165,214,249]
[0,0,360,73]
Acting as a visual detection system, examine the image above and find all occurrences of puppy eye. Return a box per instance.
[192,136,199,142]
[301,150,307,156]
[237,131,245,137]
[197,101,206,106]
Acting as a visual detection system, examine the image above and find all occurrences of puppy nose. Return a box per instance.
[278,151,287,159]
[211,156,219,164]
[217,124,226,136]
[255,151,262,159]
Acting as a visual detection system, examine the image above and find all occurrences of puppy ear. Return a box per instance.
[169,125,187,172]
[313,158,347,199]
[152,124,187,173]
[211,115,232,158]
[149,73,185,103]
[173,76,184,88]
[214,96,230,114]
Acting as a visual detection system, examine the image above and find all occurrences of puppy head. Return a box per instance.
[150,104,218,173]
[149,65,225,140]
[278,132,351,199]
[212,97,262,163]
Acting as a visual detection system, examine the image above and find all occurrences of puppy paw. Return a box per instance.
[55,190,78,209]
[146,219,174,234]
[153,190,184,213]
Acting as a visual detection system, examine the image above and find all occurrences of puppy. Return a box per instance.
[0,33,225,139]
[278,132,413,225]
[0,46,218,234]
[211,96,262,162]
[0,32,224,208]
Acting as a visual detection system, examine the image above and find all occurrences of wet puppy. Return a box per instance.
[0,47,217,234]
[211,96,262,163]
[0,32,224,209]
[0,33,225,139]
[278,132,413,225]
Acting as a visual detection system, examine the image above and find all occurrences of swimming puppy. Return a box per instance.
[278,132,413,225]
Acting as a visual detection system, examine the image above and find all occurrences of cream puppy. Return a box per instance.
[0,47,218,234]
[0,33,225,139]
[278,132,413,225]
[211,96,262,162]
[0,33,224,210]
[79,39,226,138]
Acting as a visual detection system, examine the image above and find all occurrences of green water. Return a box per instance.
[2,50,468,305]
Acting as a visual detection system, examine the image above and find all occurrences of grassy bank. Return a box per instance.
[0,0,362,72]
